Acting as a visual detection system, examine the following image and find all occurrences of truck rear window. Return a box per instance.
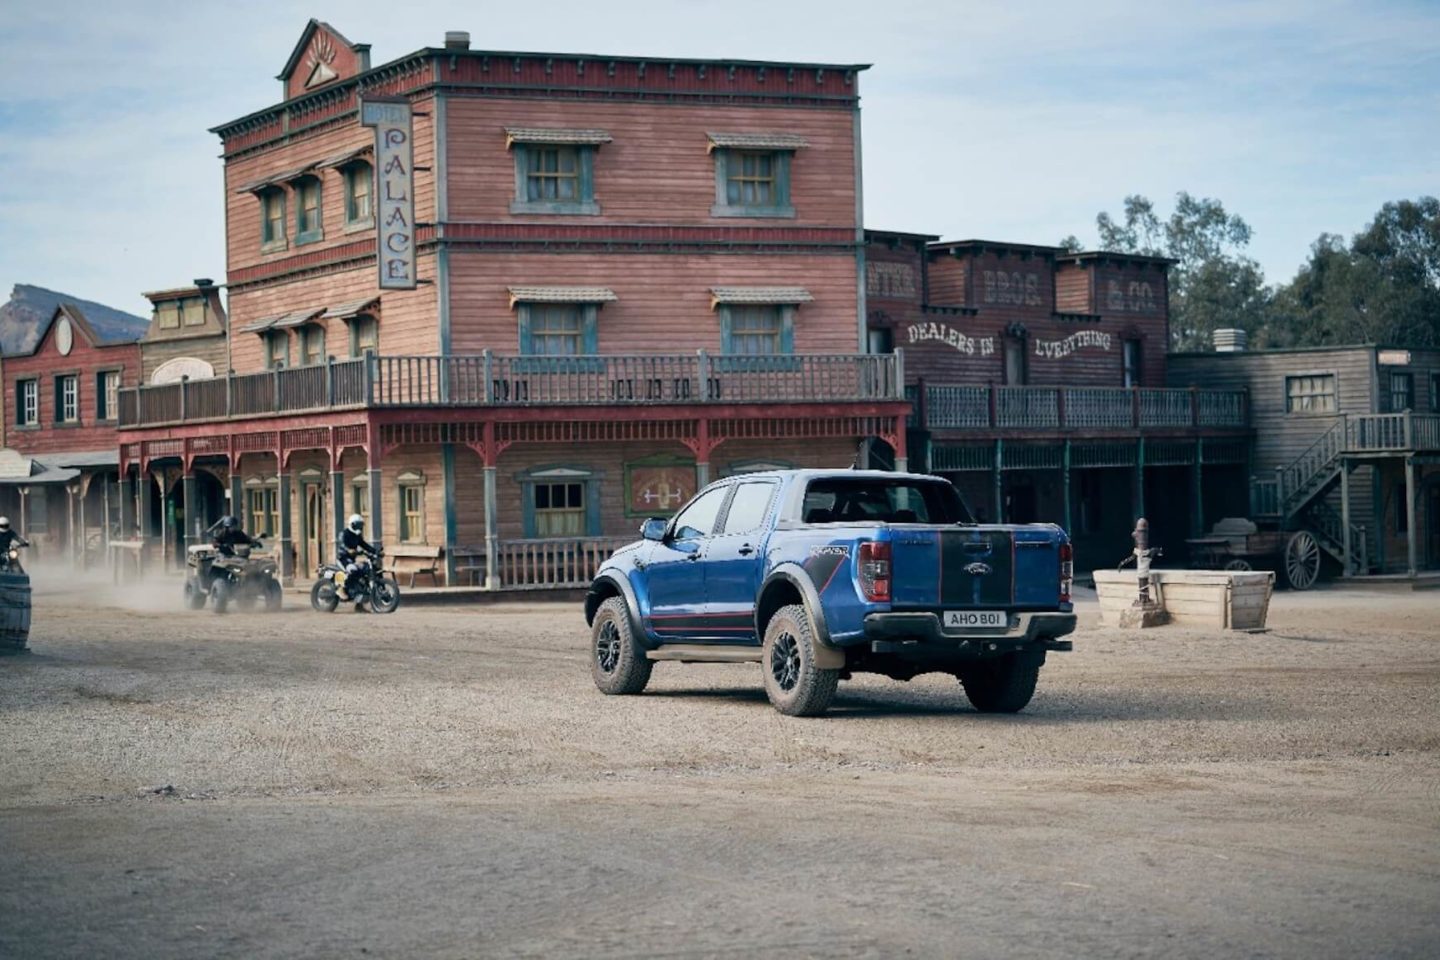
[800,478,974,525]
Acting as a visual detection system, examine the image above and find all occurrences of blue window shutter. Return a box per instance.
[775,152,791,207]
[53,378,61,423]
[521,482,537,538]
[719,306,734,353]
[517,304,533,354]
[714,149,729,206]
[580,148,595,203]
[585,479,601,536]
[582,305,599,353]
[780,306,795,354]
[513,145,529,202]
[14,383,21,426]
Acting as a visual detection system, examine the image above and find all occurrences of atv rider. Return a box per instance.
[0,516,29,569]
[337,514,379,600]
[210,515,261,558]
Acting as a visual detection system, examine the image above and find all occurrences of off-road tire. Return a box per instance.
[761,604,839,717]
[959,650,1043,713]
[591,597,652,695]
[263,579,283,612]
[369,577,400,614]
[183,580,207,610]
[211,579,232,615]
[310,579,339,612]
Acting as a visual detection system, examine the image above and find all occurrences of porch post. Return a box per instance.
[120,470,135,542]
[277,469,294,584]
[182,473,199,552]
[1405,456,1417,577]
[992,439,1003,523]
[330,467,346,562]
[229,469,244,526]
[1134,438,1147,521]
[483,422,498,590]
[1340,460,1352,577]
[1190,438,1204,539]
[893,415,908,474]
[367,457,384,555]
[695,419,711,487]
[79,480,89,569]
[16,488,27,540]
[442,443,458,586]
[102,475,112,552]
[1062,440,1072,534]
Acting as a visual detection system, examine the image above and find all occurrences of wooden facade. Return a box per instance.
[114,22,905,588]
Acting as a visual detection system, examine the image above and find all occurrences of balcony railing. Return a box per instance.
[920,384,1249,431]
[1347,412,1440,452]
[117,351,904,428]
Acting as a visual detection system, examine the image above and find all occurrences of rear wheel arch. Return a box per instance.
[757,567,842,670]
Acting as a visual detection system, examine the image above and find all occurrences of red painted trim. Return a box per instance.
[440,222,855,246]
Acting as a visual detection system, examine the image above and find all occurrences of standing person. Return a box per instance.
[336,514,378,602]
[0,517,30,572]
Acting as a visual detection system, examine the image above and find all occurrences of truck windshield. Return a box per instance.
[800,478,974,525]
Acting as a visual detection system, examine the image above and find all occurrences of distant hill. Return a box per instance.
[0,284,149,356]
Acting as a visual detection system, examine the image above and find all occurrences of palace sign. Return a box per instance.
[361,98,416,290]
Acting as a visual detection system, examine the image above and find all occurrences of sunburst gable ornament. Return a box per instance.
[304,33,339,88]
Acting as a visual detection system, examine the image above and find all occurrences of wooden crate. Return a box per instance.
[1093,569,1274,630]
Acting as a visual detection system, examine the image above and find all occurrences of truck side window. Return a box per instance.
[671,486,728,541]
[721,482,776,534]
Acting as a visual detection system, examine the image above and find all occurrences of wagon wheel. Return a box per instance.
[1284,531,1321,590]
[1224,558,1253,572]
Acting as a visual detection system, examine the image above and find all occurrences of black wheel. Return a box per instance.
[183,580,206,610]
[369,577,400,614]
[210,579,232,615]
[959,650,1043,713]
[591,596,652,695]
[310,579,339,613]
[263,579,282,612]
[1284,531,1322,590]
[1224,558,1253,572]
[761,604,839,717]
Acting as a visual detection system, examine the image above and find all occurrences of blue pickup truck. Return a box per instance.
[585,469,1075,716]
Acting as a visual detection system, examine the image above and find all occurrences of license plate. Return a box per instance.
[943,610,1007,629]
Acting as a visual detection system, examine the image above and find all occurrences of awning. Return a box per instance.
[505,127,614,148]
[705,132,809,153]
[315,145,373,169]
[710,286,814,306]
[508,286,618,307]
[238,315,283,334]
[271,308,327,329]
[232,162,317,194]
[322,297,380,321]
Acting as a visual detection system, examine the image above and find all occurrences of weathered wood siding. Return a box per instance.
[864,237,928,341]
[3,321,140,456]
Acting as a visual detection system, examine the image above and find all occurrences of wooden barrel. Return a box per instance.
[0,571,32,652]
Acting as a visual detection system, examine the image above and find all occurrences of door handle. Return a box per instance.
[685,551,702,561]
[737,544,755,556]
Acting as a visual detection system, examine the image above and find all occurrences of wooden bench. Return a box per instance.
[453,545,488,586]
[386,543,444,587]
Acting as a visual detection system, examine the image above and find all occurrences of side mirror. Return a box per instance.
[640,517,667,542]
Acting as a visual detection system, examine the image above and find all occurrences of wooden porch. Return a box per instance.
[912,382,1250,433]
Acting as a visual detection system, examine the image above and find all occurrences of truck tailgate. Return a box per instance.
[890,526,1060,609]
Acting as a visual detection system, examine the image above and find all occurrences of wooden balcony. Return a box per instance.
[918,383,1250,433]
[117,351,905,428]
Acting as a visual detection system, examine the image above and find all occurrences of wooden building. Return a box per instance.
[1169,344,1440,580]
[114,21,908,587]
[866,232,1254,569]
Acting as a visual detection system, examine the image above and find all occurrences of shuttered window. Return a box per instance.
[260,189,286,248]
[345,162,373,224]
[534,482,585,537]
[294,176,322,243]
[16,379,38,426]
[1285,375,1336,413]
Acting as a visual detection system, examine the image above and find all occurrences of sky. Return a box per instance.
[0,0,1436,318]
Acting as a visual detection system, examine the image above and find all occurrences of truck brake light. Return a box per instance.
[858,541,891,603]
[1059,541,1074,604]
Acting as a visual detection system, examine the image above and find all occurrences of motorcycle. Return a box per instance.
[0,541,28,575]
[184,537,283,614]
[310,550,400,614]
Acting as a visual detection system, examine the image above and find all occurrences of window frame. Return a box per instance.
[1122,338,1143,388]
[1003,335,1029,386]
[711,148,794,218]
[16,378,39,427]
[517,465,602,539]
[244,477,280,538]
[669,484,731,541]
[55,373,79,424]
[397,470,427,544]
[717,481,778,535]
[1284,371,1338,415]
[181,298,206,327]
[95,369,121,422]
[510,143,599,216]
[348,314,379,358]
[156,301,181,330]
[265,331,290,370]
[259,187,288,252]
[349,474,370,529]
[343,161,374,230]
[1385,371,1414,413]
[293,175,323,245]
[1431,372,1440,413]
[299,324,326,367]
[515,302,603,372]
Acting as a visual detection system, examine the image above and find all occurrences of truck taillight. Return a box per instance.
[858,541,891,603]
[1059,541,1074,605]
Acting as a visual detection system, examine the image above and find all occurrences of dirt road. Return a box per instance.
[1,576,1437,958]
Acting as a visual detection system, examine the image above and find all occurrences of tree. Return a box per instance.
[1090,192,1273,351]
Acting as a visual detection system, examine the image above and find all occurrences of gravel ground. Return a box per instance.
[1,571,1437,959]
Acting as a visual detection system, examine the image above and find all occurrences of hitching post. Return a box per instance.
[1119,517,1168,628]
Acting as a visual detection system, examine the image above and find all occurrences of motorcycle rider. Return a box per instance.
[336,514,379,601]
[0,516,29,570]
[210,515,260,558]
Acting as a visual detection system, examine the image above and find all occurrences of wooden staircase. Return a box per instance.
[1250,418,1371,575]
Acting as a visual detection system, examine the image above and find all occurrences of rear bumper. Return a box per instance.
[861,611,1076,653]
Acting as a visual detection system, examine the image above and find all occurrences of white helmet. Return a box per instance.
[0,517,9,531]
[348,513,364,532]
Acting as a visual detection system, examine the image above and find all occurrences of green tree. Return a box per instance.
[1091,192,1273,351]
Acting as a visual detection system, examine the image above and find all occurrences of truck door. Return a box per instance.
[704,480,778,644]
[644,484,730,641]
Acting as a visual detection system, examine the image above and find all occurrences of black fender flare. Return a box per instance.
[584,571,654,649]
[757,564,845,670]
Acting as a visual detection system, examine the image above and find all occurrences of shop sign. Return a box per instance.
[361,98,416,290]
[1033,330,1111,359]
[1377,349,1411,366]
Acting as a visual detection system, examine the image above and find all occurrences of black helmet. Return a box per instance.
[220,515,239,530]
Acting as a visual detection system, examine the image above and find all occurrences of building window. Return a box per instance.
[397,471,426,543]
[1285,374,1336,413]
[55,375,78,423]
[265,331,290,370]
[1122,339,1142,388]
[181,298,206,326]
[1431,373,1440,412]
[300,325,326,367]
[520,303,599,356]
[260,188,287,250]
[246,483,279,537]
[534,481,586,537]
[1395,483,1409,535]
[1003,336,1028,385]
[294,176,322,244]
[96,371,120,421]
[519,466,601,537]
[867,327,894,355]
[1385,372,1414,413]
[511,144,598,215]
[344,162,373,225]
[156,301,181,329]
[350,477,370,528]
[712,149,794,218]
[16,379,38,426]
[349,314,378,357]
[722,305,785,355]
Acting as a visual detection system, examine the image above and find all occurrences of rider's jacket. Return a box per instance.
[337,527,377,564]
[0,529,27,552]
[213,527,257,558]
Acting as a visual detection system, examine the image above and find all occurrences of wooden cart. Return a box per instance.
[1186,517,1324,590]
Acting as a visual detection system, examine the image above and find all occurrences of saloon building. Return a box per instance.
[115,21,908,587]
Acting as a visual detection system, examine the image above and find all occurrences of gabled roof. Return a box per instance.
[277,19,369,83]
[10,304,139,358]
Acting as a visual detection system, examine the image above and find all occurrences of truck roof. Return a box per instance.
[728,469,942,484]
